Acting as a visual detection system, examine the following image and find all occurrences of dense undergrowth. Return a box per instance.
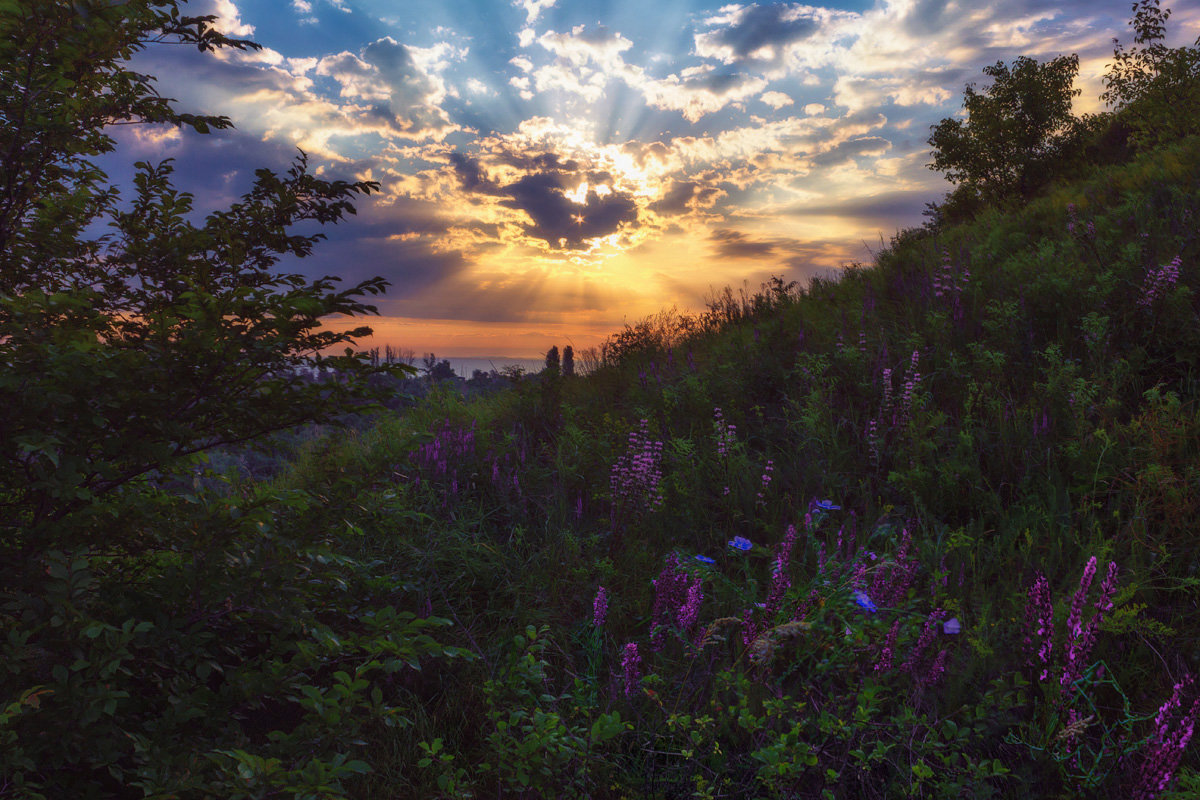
[5,2,1200,798]
[9,134,1200,798]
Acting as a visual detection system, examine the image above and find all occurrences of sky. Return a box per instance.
[90,0,1200,357]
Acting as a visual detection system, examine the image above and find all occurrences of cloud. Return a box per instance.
[696,4,821,65]
[649,180,724,215]
[711,229,777,259]
[498,172,639,250]
[314,37,460,140]
[760,91,793,109]
[809,136,892,167]
[514,0,557,26]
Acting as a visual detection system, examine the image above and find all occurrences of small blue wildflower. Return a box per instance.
[815,499,842,511]
[694,554,716,564]
[728,536,753,551]
[853,590,878,613]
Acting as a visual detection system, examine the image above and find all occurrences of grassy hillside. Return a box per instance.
[217,135,1200,798]
[5,3,1200,796]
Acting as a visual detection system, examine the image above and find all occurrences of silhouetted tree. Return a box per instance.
[562,345,575,377]
[545,345,560,374]
[928,54,1082,202]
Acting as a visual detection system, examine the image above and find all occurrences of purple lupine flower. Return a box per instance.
[897,350,921,425]
[901,608,946,673]
[875,619,901,673]
[1062,560,1119,692]
[756,460,775,506]
[593,586,608,628]
[1066,203,1077,234]
[1139,255,1182,308]
[762,527,797,621]
[610,419,665,518]
[1061,557,1099,691]
[650,553,690,650]
[621,642,642,698]
[922,649,949,688]
[1133,679,1199,799]
[1024,571,1054,681]
[677,576,703,631]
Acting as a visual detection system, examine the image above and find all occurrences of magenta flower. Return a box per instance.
[620,642,642,698]
[676,576,703,631]
[592,586,608,628]
[1023,571,1054,681]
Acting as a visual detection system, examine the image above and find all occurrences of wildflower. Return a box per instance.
[650,553,690,650]
[1023,571,1054,681]
[1133,678,1199,800]
[763,527,797,622]
[1062,559,1118,692]
[1061,556,1099,692]
[875,619,901,673]
[942,617,961,635]
[592,586,608,628]
[814,499,841,512]
[677,577,703,631]
[922,649,949,688]
[902,609,947,674]
[620,642,642,697]
[693,554,715,565]
[853,590,877,613]
[728,536,753,551]
[1139,255,1182,308]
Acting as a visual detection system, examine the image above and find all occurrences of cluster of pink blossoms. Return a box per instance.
[1139,255,1182,308]
[610,419,665,515]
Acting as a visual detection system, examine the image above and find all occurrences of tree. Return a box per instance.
[545,344,560,374]
[562,345,575,377]
[1102,0,1200,149]
[928,54,1082,202]
[0,0,398,560]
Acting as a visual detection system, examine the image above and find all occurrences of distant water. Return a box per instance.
[440,357,545,377]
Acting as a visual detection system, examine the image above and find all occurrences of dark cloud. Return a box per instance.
[499,173,638,249]
[785,190,939,220]
[450,151,639,249]
[711,230,776,259]
[650,180,723,215]
[809,136,892,166]
[448,151,499,193]
[701,4,821,62]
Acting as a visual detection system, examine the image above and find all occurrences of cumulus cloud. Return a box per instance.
[314,37,460,140]
[514,0,557,25]
[760,91,793,108]
[649,180,725,215]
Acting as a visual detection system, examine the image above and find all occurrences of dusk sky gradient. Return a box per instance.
[91,0,1200,357]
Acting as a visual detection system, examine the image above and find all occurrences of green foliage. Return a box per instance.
[1102,0,1200,150]
[928,55,1082,202]
[0,1,403,563]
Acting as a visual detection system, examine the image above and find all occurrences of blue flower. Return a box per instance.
[727,536,753,551]
[694,554,716,564]
[852,590,877,613]
[815,499,842,511]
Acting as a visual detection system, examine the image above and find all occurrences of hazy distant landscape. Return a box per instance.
[4,1,1200,798]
